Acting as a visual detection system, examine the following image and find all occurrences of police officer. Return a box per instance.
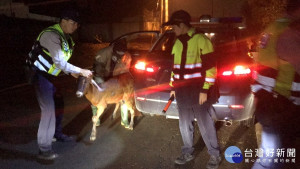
[164,10,221,168]
[91,40,132,128]
[26,8,92,160]
[251,0,300,168]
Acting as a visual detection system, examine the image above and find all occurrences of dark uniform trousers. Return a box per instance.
[252,90,299,169]
[175,84,220,157]
[33,69,65,152]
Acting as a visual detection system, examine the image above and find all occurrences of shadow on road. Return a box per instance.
[62,105,92,142]
[63,103,126,143]
[0,126,36,145]
[0,147,36,161]
[222,125,256,154]
[0,147,55,165]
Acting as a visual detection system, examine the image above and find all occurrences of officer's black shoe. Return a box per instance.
[37,150,58,160]
[53,134,75,142]
[174,153,195,165]
[206,155,221,169]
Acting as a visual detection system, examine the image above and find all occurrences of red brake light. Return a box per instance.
[234,66,251,75]
[222,71,233,76]
[135,61,146,71]
[222,65,251,76]
[146,67,154,72]
[134,61,157,73]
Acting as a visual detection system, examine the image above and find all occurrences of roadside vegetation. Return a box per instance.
[242,0,287,36]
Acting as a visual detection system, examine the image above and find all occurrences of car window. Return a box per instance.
[152,31,176,53]
[150,28,250,65]
[117,32,159,51]
[199,27,250,64]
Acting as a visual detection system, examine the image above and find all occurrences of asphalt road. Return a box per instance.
[0,75,264,169]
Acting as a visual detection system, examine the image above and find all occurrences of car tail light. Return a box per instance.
[234,66,251,75]
[135,61,146,71]
[134,61,157,73]
[222,71,233,76]
[222,65,251,76]
[229,105,245,109]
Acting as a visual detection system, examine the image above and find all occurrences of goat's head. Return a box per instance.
[76,76,91,98]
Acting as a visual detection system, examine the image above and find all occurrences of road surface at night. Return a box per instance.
[0,75,272,169]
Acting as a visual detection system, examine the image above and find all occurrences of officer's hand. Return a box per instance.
[170,90,176,98]
[80,69,93,78]
[199,92,207,105]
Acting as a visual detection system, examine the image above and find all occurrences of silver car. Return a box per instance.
[130,18,255,126]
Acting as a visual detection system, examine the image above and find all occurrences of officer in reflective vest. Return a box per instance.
[251,1,300,169]
[26,8,92,160]
[163,10,221,168]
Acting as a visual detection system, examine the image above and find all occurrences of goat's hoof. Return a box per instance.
[90,136,96,141]
[122,122,133,130]
[124,126,133,130]
[128,125,133,130]
[121,121,128,126]
[121,122,132,130]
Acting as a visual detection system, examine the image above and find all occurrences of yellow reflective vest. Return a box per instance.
[170,28,217,91]
[251,18,300,105]
[33,24,74,76]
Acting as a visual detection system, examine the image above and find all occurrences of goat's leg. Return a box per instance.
[90,120,97,141]
[128,106,135,130]
[112,103,120,120]
[120,103,129,128]
[91,105,100,126]
[90,105,105,141]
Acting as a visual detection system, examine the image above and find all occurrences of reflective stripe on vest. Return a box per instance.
[35,24,74,76]
[292,82,300,91]
[252,71,276,89]
[290,96,300,105]
[181,72,201,79]
[205,77,216,83]
[252,71,300,105]
[173,63,202,69]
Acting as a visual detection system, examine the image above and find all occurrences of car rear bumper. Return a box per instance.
[134,92,255,122]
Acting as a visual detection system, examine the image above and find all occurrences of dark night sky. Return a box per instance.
[12,0,158,23]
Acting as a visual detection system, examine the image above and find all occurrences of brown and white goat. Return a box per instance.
[76,73,135,141]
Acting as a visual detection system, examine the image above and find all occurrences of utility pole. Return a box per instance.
[160,0,168,33]
[165,0,168,23]
[160,0,164,32]
[161,0,164,25]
